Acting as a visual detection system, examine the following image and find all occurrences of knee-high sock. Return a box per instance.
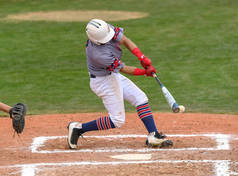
[136,102,157,133]
[82,116,115,133]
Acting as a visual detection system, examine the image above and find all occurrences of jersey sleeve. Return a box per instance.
[112,26,124,43]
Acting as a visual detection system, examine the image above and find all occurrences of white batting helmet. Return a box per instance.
[86,19,115,45]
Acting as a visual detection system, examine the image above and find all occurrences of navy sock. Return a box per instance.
[136,102,157,133]
[82,116,115,133]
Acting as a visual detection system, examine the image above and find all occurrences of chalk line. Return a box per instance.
[30,134,231,153]
[32,147,228,154]
[15,133,233,176]
[1,160,235,176]
[215,160,230,176]
[22,166,35,176]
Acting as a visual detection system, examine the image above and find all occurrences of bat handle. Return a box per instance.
[152,72,157,78]
[152,72,163,87]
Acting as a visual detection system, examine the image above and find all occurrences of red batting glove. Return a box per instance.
[133,68,146,76]
[140,57,151,69]
[146,65,157,77]
[131,48,151,69]
[131,48,144,60]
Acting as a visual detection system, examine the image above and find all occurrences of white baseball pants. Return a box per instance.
[90,72,148,128]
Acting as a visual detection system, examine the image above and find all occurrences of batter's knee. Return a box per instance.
[110,114,125,128]
[135,92,148,107]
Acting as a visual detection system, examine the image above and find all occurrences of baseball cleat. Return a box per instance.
[67,122,83,149]
[146,131,173,148]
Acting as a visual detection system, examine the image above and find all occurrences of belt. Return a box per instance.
[90,72,111,78]
[90,74,96,78]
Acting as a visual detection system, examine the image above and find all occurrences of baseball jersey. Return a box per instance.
[86,25,125,76]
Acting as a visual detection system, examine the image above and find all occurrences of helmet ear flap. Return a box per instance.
[86,19,115,45]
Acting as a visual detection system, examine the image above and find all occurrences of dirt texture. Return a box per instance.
[0,112,237,176]
[4,10,149,22]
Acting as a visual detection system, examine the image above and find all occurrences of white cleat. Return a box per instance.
[146,131,173,148]
[67,122,83,149]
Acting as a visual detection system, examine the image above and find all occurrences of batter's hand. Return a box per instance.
[146,65,157,77]
[140,56,151,69]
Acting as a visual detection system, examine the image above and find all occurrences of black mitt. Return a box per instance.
[9,103,27,134]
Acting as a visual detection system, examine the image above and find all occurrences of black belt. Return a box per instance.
[90,74,96,78]
[90,72,111,78]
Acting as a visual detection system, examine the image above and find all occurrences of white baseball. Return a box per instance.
[178,105,185,113]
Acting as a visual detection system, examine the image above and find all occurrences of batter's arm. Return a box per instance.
[120,35,137,51]
[120,65,146,76]
[120,35,151,69]
[120,65,136,75]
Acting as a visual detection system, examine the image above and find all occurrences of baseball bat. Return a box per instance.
[152,72,180,113]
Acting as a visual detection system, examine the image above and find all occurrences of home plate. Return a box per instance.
[110,154,152,160]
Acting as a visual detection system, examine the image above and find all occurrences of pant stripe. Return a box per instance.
[137,109,151,116]
[96,116,114,130]
[101,117,107,129]
[137,106,148,112]
[136,103,153,120]
[106,116,111,128]
[97,119,102,130]
[137,103,149,110]
[136,102,157,133]
[140,112,153,119]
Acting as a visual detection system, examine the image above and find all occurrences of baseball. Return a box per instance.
[178,105,185,113]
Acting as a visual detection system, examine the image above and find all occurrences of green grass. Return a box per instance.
[0,0,238,115]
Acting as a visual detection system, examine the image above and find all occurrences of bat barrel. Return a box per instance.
[152,72,180,113]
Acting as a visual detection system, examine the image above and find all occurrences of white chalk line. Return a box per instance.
[34,147,227,154]
[30,134,231,153]
[1,133,237,176]
[3,159,234,168]
[214,161,238,176]
[22,166,35,176]
[230,171,238,175]
[1,160,237,176]
[215,160,230,176]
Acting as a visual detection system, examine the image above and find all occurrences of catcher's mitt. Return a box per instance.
[9,103,27,134]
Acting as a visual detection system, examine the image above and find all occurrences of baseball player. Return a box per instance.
[67,19,173,149]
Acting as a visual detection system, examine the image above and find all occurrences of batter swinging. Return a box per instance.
[67,19,173,149]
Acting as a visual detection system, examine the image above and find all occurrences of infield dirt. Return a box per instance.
[4,10,149,22]
[0,112,238,175]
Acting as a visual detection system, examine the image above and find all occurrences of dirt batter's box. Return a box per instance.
[3,134,238,176]
[31,134,230,153]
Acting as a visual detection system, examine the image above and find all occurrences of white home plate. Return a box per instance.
[111,154,152,160]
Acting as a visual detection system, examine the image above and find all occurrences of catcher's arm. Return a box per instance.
[9,103,27,134]
[0,102,12,113]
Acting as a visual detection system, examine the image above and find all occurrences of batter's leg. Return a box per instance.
[118,74,173,147]
[68,73,125,149]
[118,74,158,133]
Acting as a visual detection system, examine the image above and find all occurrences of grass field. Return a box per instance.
[0,0,238,115]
